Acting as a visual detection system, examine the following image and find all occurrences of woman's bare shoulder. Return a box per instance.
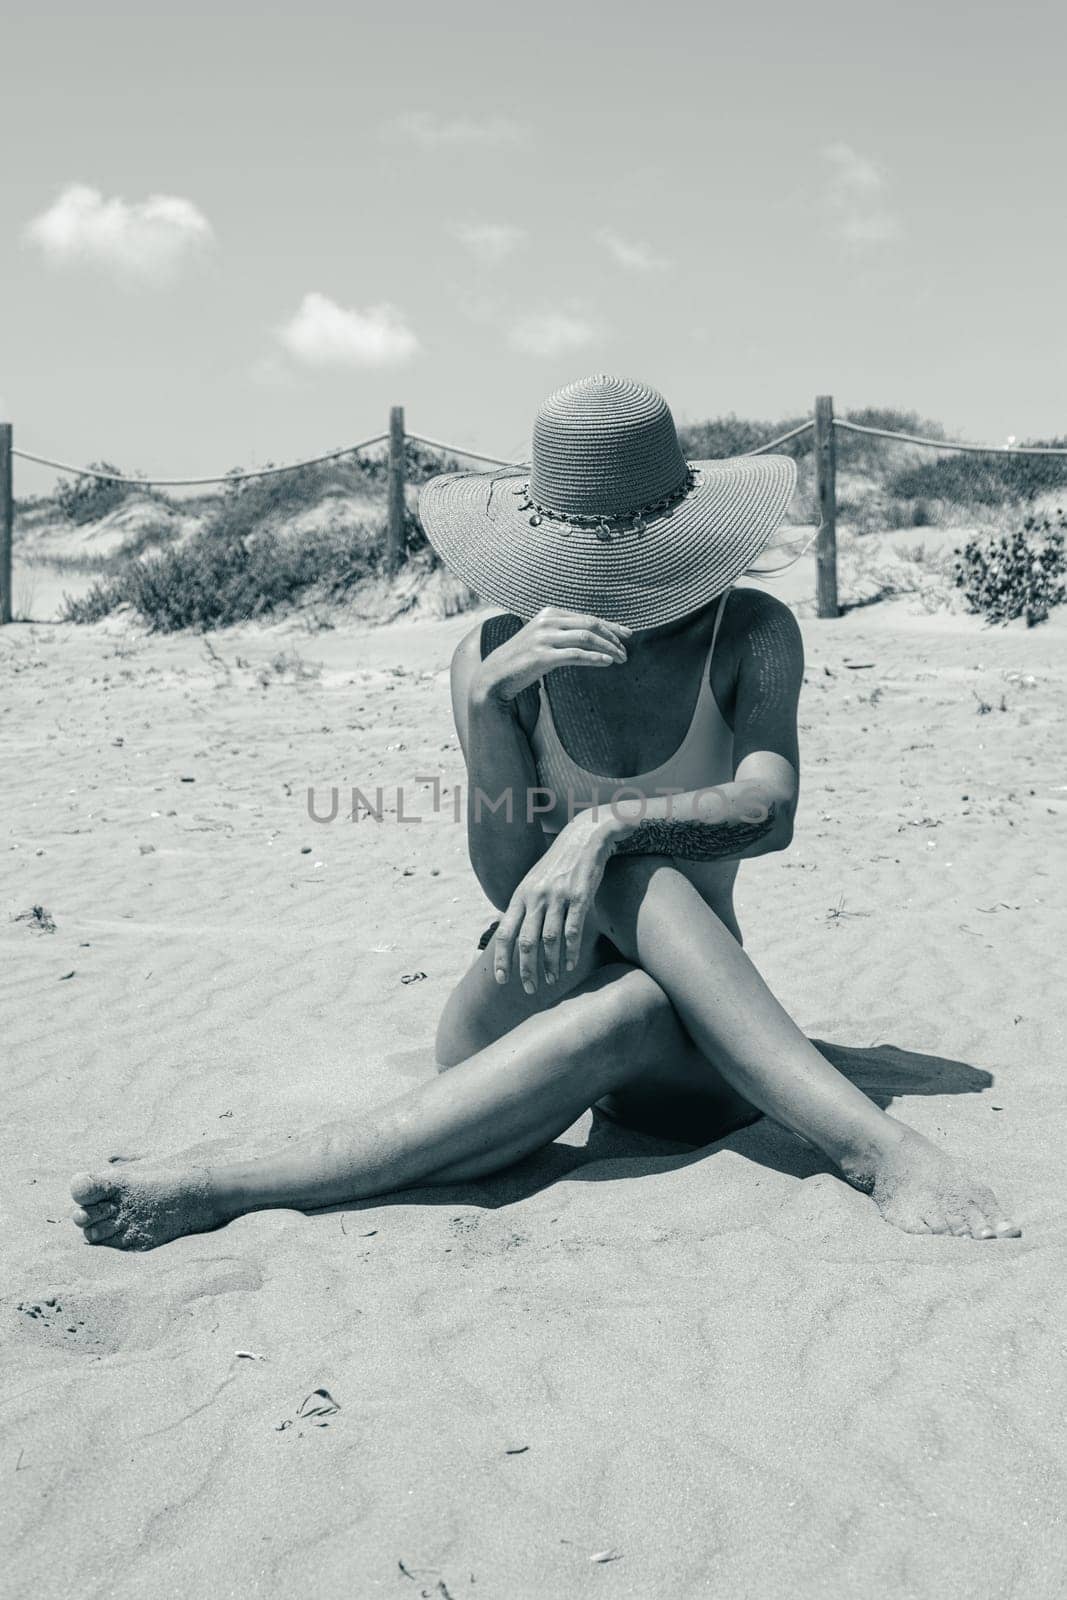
[449,613,539,734]
[477,612,527,658]
[721,587,802,661]
[450,611,525,669]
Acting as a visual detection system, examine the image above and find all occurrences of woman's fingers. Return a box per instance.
[492,900,525,985]
[546,626,627,662]
[562,895,590,973]
[550,646,623,670]
[547,610,633,644]
[517,901,546,994]
[540,898,565,985]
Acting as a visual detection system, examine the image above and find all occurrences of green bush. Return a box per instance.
[953,511,1066,625]
[54,464,137,525]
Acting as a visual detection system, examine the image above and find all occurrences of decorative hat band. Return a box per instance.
[510,466,698,543]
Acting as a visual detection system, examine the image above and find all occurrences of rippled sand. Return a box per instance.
[3,597,1066,1598]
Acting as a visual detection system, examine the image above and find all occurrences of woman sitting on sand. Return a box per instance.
[70,375,1019,1248]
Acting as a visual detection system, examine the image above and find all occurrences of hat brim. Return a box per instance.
[418,454,798,627]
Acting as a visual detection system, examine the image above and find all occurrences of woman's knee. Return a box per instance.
[584,961,677,1051]
[594,854,680,956]
[436,957,675,1073]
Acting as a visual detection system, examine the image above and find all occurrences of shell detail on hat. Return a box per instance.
[417,374,799,629]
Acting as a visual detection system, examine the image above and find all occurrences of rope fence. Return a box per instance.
[2,396,1066,623]
[6,430,521,487]
[833,418,1067,457]
[7,436,389,488]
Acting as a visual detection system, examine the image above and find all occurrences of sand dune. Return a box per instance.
[3,596,1066,1598]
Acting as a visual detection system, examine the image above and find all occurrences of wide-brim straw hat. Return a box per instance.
[418,374,799,628]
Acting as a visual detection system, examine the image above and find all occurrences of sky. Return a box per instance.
[2,0,1065,490]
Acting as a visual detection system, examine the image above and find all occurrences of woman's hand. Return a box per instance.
[472,606,631,706]
[492,809,619,992]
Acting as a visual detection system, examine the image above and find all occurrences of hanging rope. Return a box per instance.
[742,420,815,455]
[834,419,1067,457]
[9,435,389,487]
[11,412,1066,491]
[406,432,523,467]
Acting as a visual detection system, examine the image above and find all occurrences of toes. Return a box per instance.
[83,1218,122,1244]
[965,1204,995,1240]
[945,1213,971,1238]
[888,1211,930,1234]
[71,1171,114,1207]
[72,1200,117,1227]
[973,1188,1022,1238]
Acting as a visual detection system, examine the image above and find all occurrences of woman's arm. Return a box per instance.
[606,590,803,861]
[450,621,547,910]
[450,609,632,911]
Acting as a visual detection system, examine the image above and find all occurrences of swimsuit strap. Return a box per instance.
[710,586,731,655]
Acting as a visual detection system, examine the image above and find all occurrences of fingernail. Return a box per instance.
[545,973,555,985]
[495,970,507,984]
[523,980,535,994]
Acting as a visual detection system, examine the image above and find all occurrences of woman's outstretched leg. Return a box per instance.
[596,857,1020,1239]
[70,963,693,1251]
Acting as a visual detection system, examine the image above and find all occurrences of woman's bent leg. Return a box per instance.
[595,856,1020,1239]
[71,962,692,1251]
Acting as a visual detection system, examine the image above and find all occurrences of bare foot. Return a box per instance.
[845,1126,1021,1239]
[70,1162,226,1251]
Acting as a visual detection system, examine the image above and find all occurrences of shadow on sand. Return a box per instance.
[335,1039,995,1219]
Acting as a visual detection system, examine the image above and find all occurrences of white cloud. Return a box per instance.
[823,142,883,195]
[451,221,525,266]
[508,312,600,358]
[836,211,901,246]
[596,229,671,272]
[23,183,213,284]
[276,292,418,369]
[822,143,901,247]
[383,110,529,148]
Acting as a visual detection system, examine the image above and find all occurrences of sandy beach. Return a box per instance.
[4,582,1066,1599]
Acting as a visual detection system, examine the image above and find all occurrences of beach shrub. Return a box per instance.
[209,442,461,544]
[54,464,137,525]
[115,520,181,559]
[62,519,383,630]
[58,441,464,629]
[833,408,945,471]
[890,443,1067,507]
[678,414,812,461]
[953,511,1066,625]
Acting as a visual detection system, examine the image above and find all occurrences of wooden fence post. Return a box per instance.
[813,395,839,618]
[0,423,13,626]
[386,405,405,576]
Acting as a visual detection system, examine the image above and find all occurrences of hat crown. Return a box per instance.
[529,375,689,517]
